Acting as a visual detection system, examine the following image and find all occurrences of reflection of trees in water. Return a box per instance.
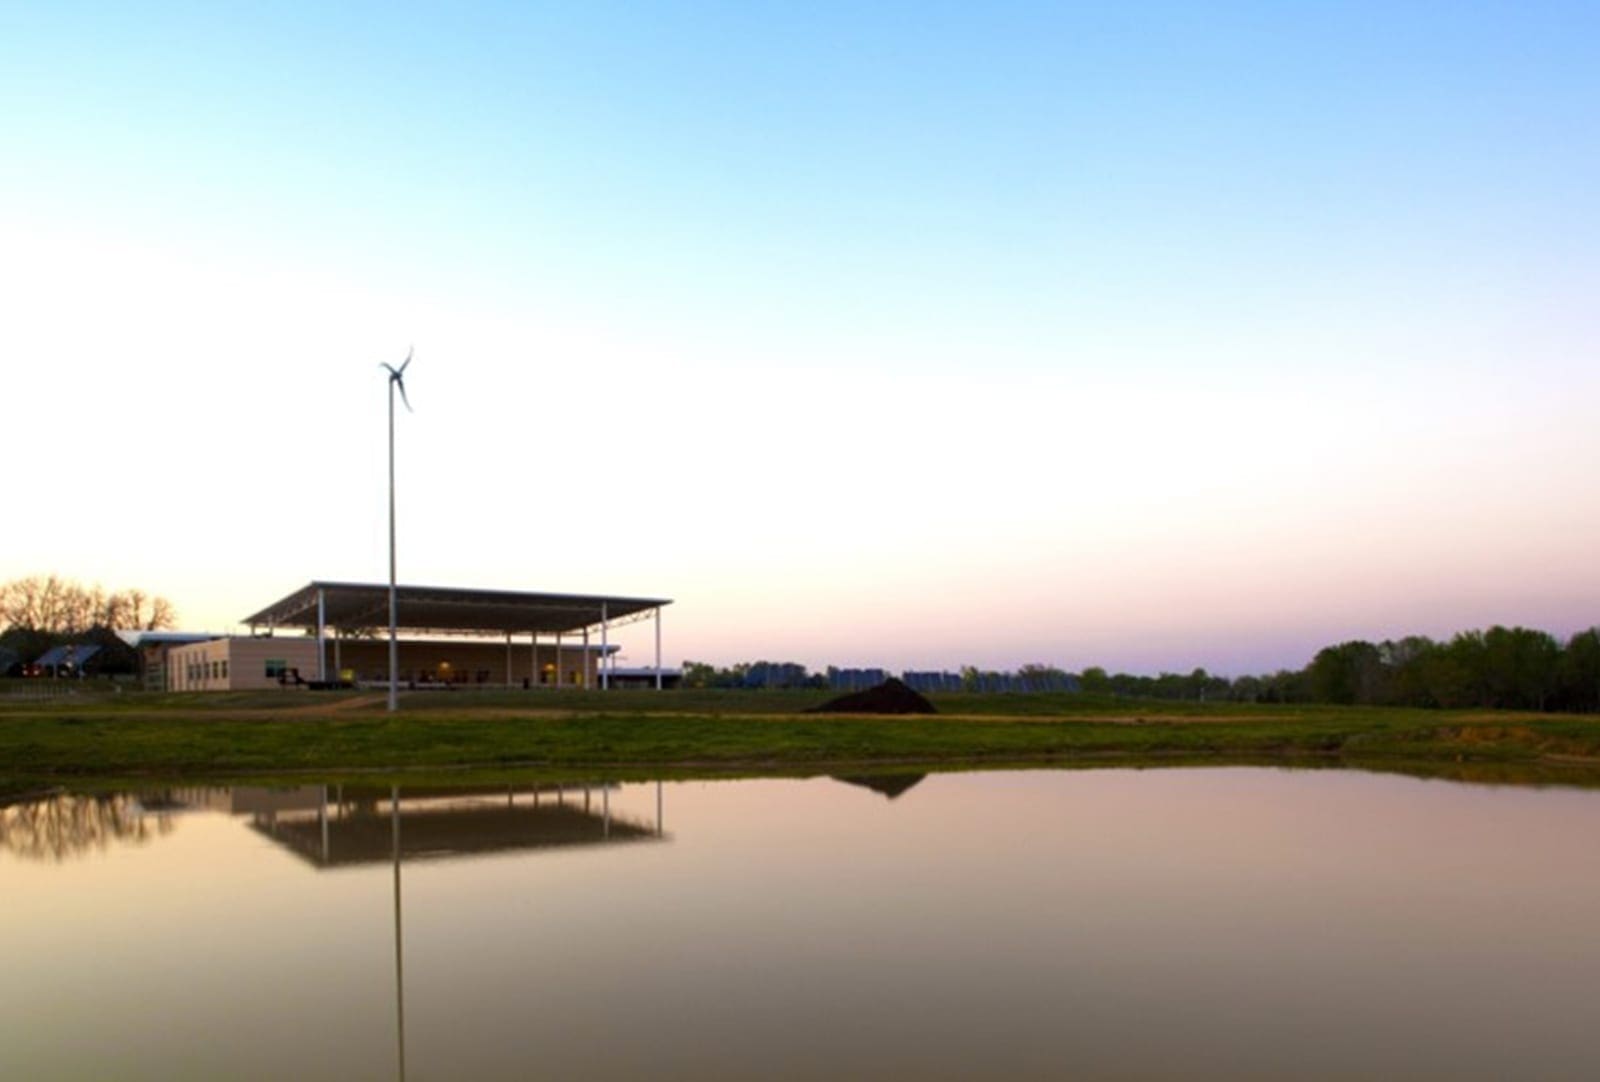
[0,793,175,862]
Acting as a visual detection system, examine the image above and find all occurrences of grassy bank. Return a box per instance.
[4,688,1600,788]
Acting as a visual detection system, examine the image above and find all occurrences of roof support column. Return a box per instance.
[505,632,513,688]
[334,631,342,682]
[316,587,327,683]
[529,633,537,690]
[582,628,590,690]
[654,606,662,691]
[554,631,562,689]
[600,603,609,691]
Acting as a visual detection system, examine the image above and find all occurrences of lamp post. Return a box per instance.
[381,349,413,713]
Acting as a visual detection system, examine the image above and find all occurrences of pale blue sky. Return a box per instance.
[3,3,1597,673]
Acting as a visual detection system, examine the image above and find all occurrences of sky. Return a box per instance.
[3,2,1597,675]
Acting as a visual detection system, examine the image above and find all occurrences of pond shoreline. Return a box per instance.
[5,690,1600,791]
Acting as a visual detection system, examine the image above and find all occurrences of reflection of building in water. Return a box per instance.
[243,784,666,868]
[7,779,669,1082]
[3,783,670,867]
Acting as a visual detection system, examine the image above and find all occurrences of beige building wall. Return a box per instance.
[167,639,231,691]
[227,637,321,689]
[167,638,319,691]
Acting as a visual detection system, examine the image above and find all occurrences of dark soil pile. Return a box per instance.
[806,678,937,715]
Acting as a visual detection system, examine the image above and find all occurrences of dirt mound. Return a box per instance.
[806,678,937,715]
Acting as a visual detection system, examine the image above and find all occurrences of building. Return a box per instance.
[157,581,673,692]
[119,630,220,690]
[162,634,619,691]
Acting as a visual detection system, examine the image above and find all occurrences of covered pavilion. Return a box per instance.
[242,581,672,690]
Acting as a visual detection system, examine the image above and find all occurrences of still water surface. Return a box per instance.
[4,767,1600,1080]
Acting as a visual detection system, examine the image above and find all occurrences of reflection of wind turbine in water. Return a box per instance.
[377,781,666,1081]
[379,350,413,714]
[392,785,406,1082]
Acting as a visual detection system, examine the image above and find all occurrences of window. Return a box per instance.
[220,660,228,679]
[265,659,287,679]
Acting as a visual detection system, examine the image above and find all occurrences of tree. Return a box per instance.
[1379,636,1438,706]
[1229,674,1264,702]
[1559,629,1600,713]
[0,575,176,633]
[1441,631,1490,707]
[1415,650,1476,708]
[681,661,719,689]
[1017,664,1072,691]
[1308,641,1384,704]
[1479,626,1560,710]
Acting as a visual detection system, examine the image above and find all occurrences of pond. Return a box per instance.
[4,766,1600,1080]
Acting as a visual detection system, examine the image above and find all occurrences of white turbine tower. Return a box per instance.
[381,349,413,713]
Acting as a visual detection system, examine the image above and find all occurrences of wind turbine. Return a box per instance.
[381,349,413,713]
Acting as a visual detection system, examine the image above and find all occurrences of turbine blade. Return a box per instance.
[396,377,413,412]
[398,346,413,375]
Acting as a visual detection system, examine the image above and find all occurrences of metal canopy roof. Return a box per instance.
[243,581,670,636]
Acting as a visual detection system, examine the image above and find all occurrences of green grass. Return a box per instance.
[4,686,1600,790]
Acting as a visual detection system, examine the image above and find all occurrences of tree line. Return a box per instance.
[681,661,1081,692]
[1,574,176,634]
[685,624,1600,713]
[683,660,828,689]
[1055,626,1600,712]
[1078,626,1600,712]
